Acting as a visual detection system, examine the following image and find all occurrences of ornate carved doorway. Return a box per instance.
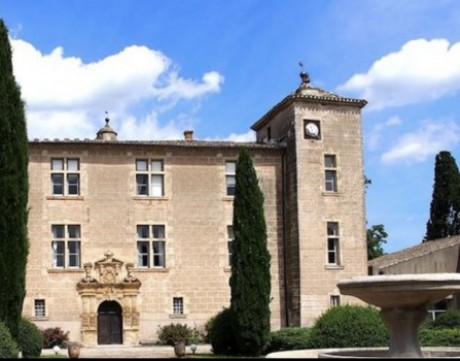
[97,301,123,344]
[77,251,141,346]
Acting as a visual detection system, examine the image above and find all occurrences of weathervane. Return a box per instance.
[105,111,110,126]
[298,61,310,84]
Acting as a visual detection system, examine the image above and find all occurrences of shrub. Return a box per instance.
[265,327,312,353]
[189,326,203,344]
[204,315,216,344]
[41,327,69,348]
[308,305,389,348]
[420,327,460,346]
[157,323,193,346]
[17,318,43,358]
[207,308,236,355]
[0,321,19,358]
[430,309,460,329]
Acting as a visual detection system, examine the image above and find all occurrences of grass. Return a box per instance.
[38,353,261,359]
[189,353,263,358]
[39,355,67,359]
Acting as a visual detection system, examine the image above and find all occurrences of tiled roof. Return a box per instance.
[368,235,460,269]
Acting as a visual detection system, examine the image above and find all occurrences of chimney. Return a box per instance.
[184,130,194,140]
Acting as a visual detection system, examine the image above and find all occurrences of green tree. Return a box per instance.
[229,148,271,356]
[364,177,388,260]
[424,151,460,241]
[0,19,29,339]
[367,224,388,260]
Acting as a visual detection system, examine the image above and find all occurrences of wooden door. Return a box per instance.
[97,301,123,344]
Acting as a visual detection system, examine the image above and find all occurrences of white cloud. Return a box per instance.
[152,71,224,100]
[203,130,256,143]
[11,39,224,140]
[339,38,460,110]
[366,115,401,150]
[220,130,256,142]
[27,110,95,140]
[117,112,189,141]
[381,119,460,164]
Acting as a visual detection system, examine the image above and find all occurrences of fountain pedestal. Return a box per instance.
[337,273,460,358]
[380,306,426,358]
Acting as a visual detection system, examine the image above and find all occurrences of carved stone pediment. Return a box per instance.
[77,251,141,291]
[95,250,123,284]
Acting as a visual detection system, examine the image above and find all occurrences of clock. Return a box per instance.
[305,121,320,138]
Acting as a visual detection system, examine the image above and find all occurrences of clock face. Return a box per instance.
[305,122,319,137]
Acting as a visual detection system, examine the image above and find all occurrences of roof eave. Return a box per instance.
[28,139,285,151]
[251,94,367,131]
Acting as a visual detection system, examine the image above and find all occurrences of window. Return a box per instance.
[227,226,234,266]
[327,222,340,265]
[34,299,46,317]
[173,297,184,315]
[137,225,166,268]
[427,300,448,321]
[225,161,236,196]
[330,295,341,307]
[324,155,337,192]
[135,159,164,196]
[51,158,80,195]
[51,225,81,268]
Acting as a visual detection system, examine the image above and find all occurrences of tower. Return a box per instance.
[251,71,368,326]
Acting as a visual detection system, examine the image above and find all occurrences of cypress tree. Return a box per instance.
[0,18,29,338]
[424,151,460,241]
[229,148,271,356]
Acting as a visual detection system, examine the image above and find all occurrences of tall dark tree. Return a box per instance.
[229,148,271,356]
[424,151,460,241]
[0,19,29,338]
[367,224,388,260]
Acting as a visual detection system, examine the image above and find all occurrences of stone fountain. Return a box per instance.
[320,273,460,358]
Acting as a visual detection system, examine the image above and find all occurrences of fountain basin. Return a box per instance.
[338,273,460,309]
[337,273,460,358]
[317,347,460,358]
[265,347,460,358]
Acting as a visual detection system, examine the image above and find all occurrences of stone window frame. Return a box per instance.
[324,154,338,192]
[330,295,341,307]
[50,157,80,196]
[225,160,236,196]
[227,225,234,267]
[135,159,165,197]
[327,222,340,266]
[51,224,81,269]
[34,299,46,317]
[136,224,166,268]
[173,297,184,315]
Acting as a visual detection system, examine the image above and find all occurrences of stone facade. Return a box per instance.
[22,74,368,345]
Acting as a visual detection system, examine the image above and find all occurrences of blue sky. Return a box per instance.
[2,0,460,253]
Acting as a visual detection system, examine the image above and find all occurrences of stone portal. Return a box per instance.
[77,251,141,346]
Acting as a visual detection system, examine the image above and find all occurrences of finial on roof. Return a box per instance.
[104,249,113,260]
[105,111,110,126]
[298,61,310,85]
[96,111,118,141]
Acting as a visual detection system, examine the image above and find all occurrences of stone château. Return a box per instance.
[23,72,368,345]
